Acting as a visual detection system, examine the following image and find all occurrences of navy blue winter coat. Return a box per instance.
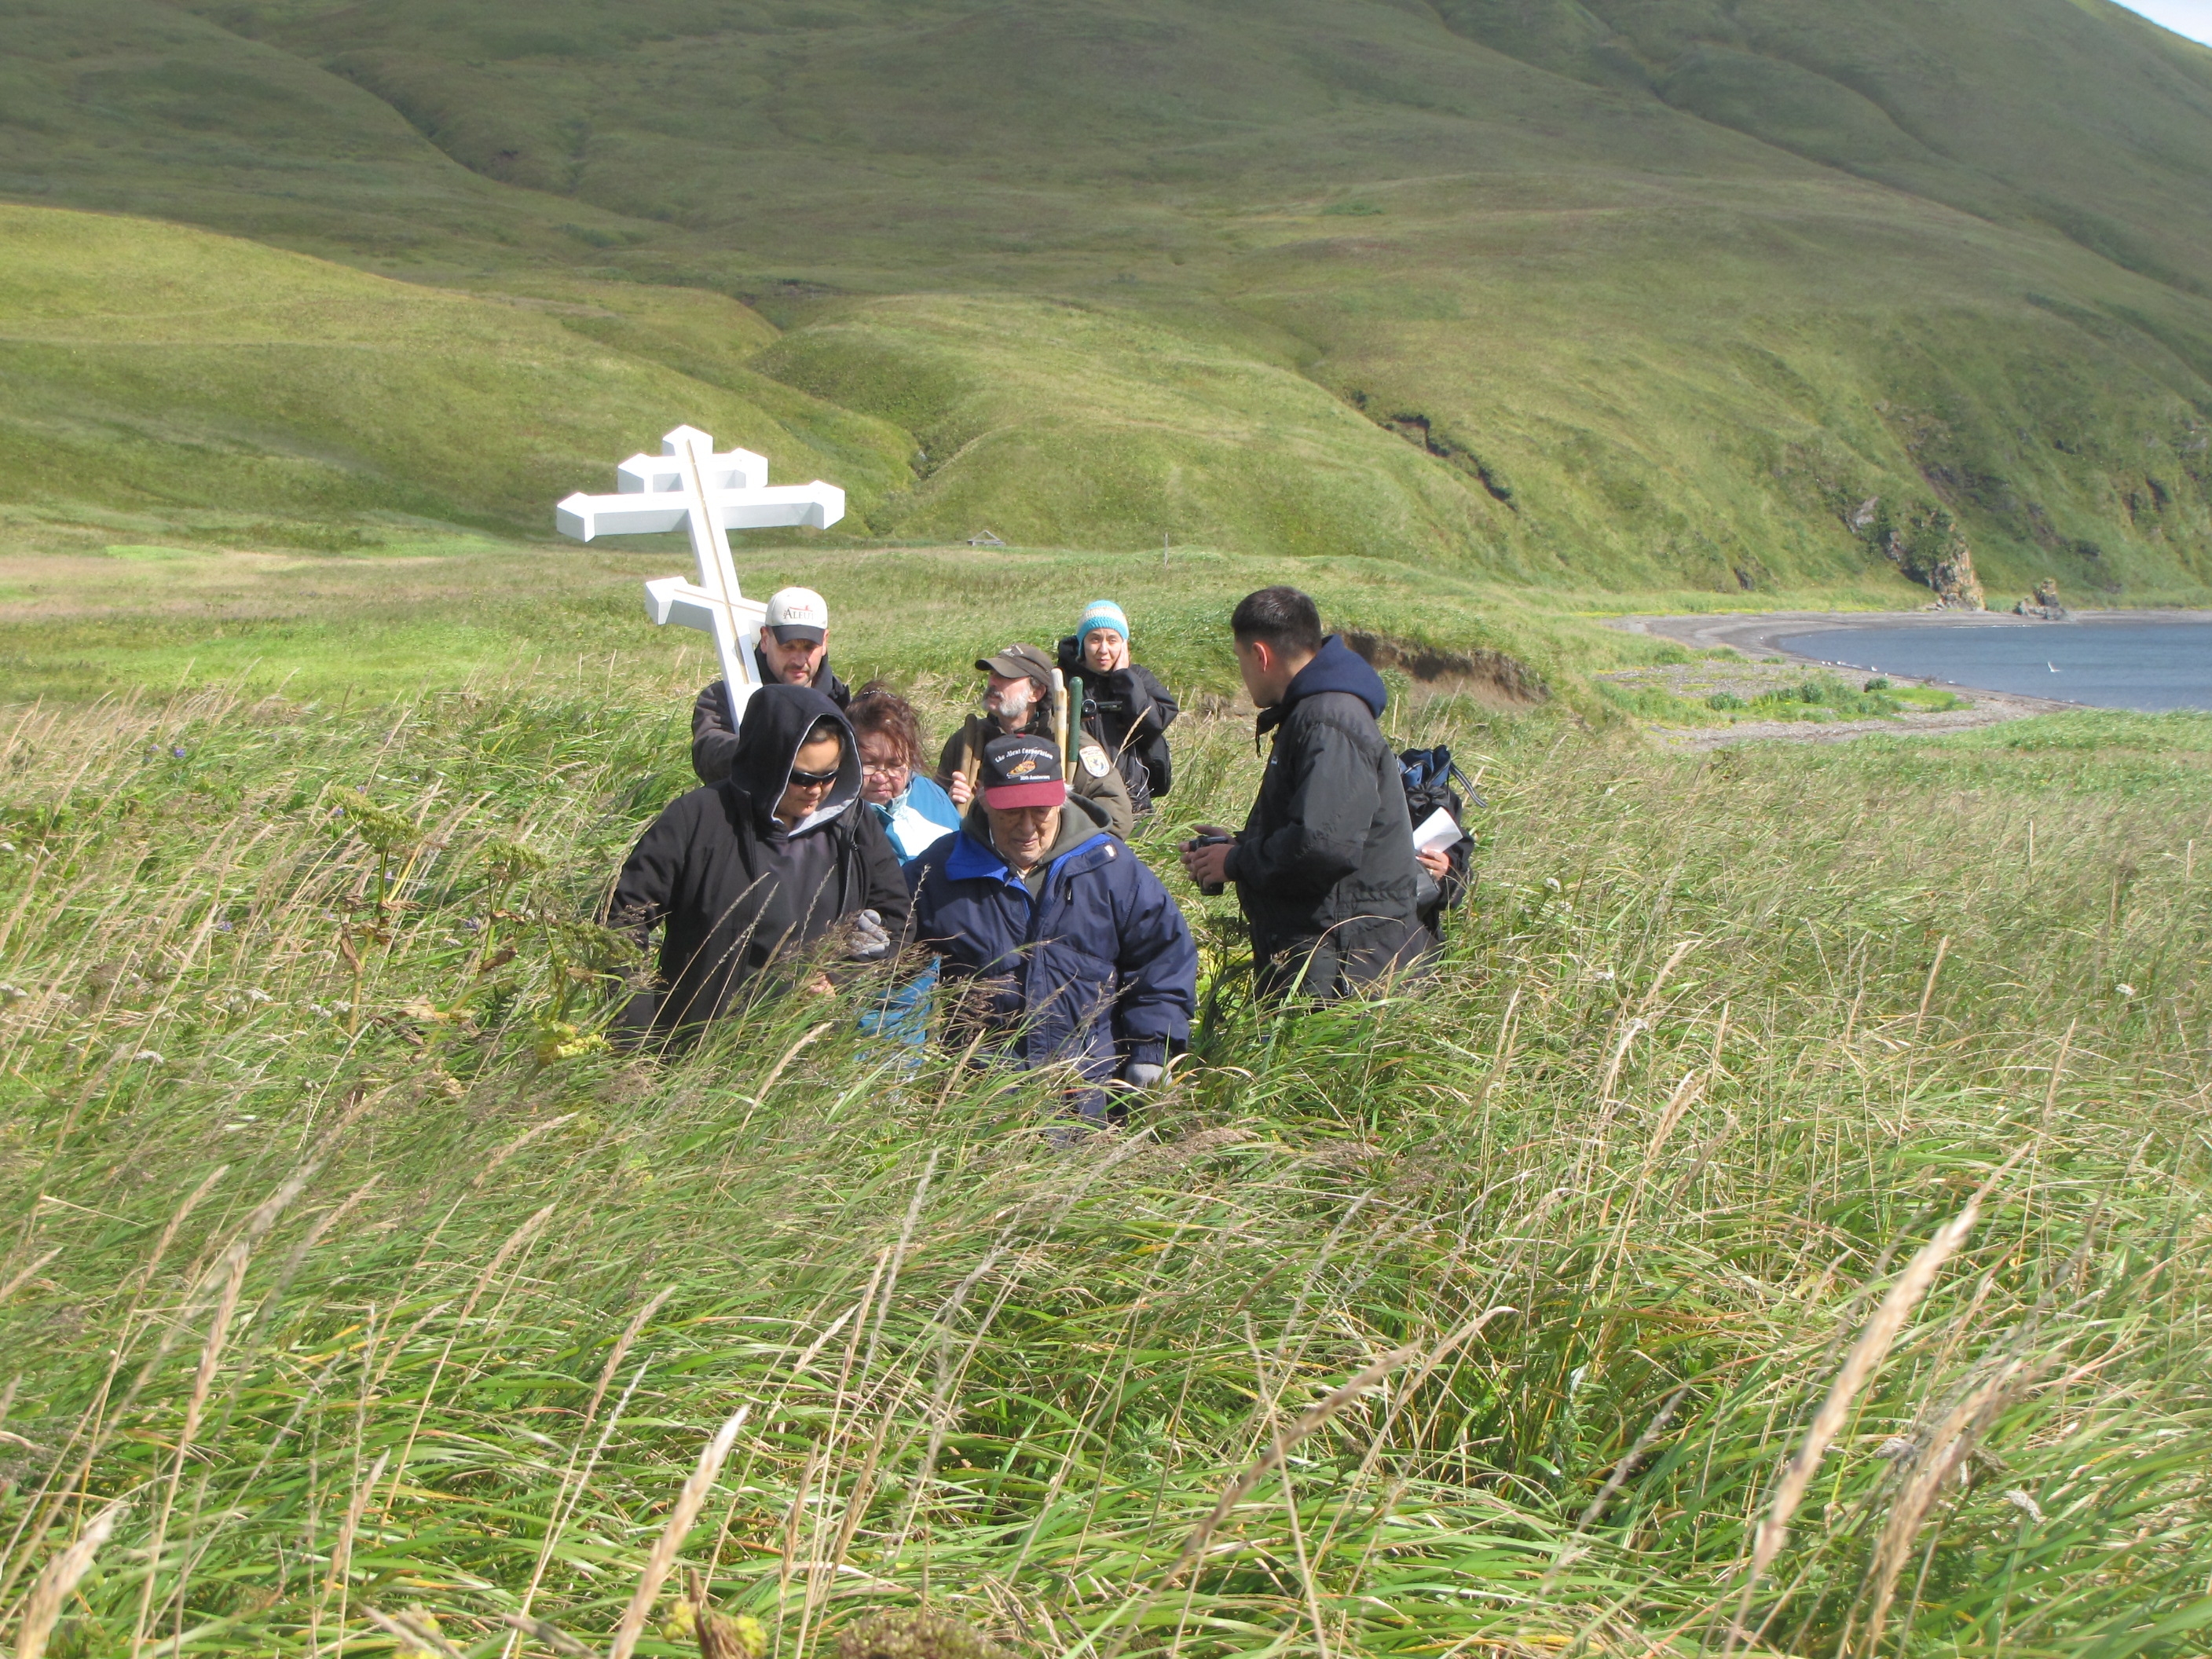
[906,803,1196,1083]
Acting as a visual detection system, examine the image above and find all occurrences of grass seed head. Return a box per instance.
[703,1610,767,1659]
[321,786,419,856]
[533,1020,610,1064]
[837,1610,1011,1659]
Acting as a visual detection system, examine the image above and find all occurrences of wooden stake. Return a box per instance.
[1052,668,1071,782]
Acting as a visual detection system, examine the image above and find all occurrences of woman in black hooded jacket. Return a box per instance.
[607,684,910,1040]
[1053,629,1177,814]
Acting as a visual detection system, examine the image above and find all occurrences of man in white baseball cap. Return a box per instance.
[691,585,852,783]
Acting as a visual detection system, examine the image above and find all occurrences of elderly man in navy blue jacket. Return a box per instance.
[907,732,1196,1123]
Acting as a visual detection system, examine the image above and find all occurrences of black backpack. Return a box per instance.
[1399,745,1481,924]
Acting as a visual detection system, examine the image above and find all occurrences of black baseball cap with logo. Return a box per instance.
[980,732,1065,808]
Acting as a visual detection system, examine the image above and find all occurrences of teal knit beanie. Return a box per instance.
[1078,599,1130,643]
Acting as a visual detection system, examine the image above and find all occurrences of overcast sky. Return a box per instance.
[2111,0,2212,45]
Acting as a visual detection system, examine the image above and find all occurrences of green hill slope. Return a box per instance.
[2,0,2211,599]
[0,204,909,529]
[1436,0,2212,296]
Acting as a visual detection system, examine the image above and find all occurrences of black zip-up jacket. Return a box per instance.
[1224,635,1424,998]
[690,649,851,783]
[1054,636,1178,809]
[611,684,907,1037]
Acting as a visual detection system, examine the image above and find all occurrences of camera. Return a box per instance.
[1184,833,1234,896]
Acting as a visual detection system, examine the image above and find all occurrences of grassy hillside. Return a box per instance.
[0,205,909,531]
[10,10,2212,1657]
[0,504,1696,717]
[2,2,2211,601]
[1437,0,2212,297]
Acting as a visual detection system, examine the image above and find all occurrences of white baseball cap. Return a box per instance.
[764,586,829,643]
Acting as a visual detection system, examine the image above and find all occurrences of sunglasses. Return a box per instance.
[787,764,841,788]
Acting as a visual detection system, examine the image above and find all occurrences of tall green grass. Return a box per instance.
[2,684,2209,1657]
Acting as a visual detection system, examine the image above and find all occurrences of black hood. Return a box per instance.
[1258,635,1387,734]
[725,683,861,833]
[1054,634,1112,686]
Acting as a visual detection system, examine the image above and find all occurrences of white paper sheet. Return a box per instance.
[1412,806,1462,855]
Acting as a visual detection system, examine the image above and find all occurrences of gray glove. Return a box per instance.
[846,908,891,961]
[1123,1061,1165,1090]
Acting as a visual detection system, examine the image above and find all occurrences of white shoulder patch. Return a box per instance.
[1080,745,1113,778]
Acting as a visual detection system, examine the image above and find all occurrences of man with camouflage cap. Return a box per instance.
[935,643,1134,840]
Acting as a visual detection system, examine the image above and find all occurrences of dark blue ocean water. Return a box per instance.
[1790,619,2212,712]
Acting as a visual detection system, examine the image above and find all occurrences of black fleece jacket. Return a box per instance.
[1053,636,1178,807]
[690,649,851,783]
[611,684,907,1036]
[1225,636,1423,997]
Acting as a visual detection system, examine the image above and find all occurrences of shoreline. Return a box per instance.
[1604,609,2097,749]
[1612,606,2212,687]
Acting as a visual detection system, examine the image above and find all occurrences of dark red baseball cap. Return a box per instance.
[980,732,1066,808]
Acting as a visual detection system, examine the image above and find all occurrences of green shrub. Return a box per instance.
[1596,679,1718,723]
[1891,684,1969,712]
[1747,675,1903,720]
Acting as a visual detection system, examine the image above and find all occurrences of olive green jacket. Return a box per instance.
[935,709,1135,840]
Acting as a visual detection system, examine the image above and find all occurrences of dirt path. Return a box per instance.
[1605,611,2081,749]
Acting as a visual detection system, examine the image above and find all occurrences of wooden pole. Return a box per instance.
[1052,668,1071,782]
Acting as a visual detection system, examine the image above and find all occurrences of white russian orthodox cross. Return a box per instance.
[555,425,844,724]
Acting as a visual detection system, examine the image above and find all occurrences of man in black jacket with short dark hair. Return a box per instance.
[690,587,852,784]
[611,683,909,1040]
[1180,587,1425,1001]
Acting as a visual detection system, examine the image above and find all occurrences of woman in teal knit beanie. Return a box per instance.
[1055,599,1178,814]
[1076,599,1132,673]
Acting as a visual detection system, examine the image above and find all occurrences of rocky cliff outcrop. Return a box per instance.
[1851,497,1986,610]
